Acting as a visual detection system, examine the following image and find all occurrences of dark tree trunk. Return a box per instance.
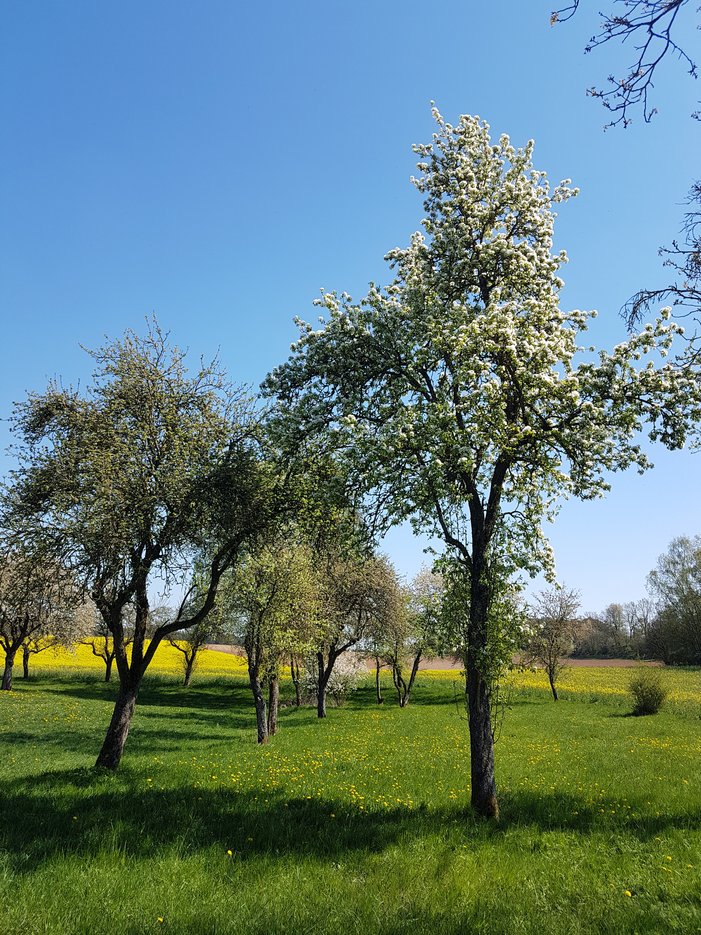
[22,646,30,679]
[95,681,140,769]
[375,656,384,704]
[267,675,279,736]
[249,670,268,744]
[1,650,16,691]
[316,652,328,718]
[402,650,422,706]
[466,577,499,820]
[291,656,301,707]
[395,653,422,708]
[548,671,559,701]
[392,662,407,707]
[104,654,114,683]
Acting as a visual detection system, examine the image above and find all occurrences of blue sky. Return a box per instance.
[1,0,699,612]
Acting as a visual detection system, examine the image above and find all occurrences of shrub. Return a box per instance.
[628,667,667,715]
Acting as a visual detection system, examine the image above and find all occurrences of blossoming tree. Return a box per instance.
[265,109,701,818]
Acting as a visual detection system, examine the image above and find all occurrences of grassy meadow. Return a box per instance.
[1,646,700,934]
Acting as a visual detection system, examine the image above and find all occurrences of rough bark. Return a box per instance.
[1,650,16,691]
[22,646,30,679]
[104,654,113,682]
[267,675,279,736]
[95,681,140,769]
[466,574,499,820]
[548,671,559,701]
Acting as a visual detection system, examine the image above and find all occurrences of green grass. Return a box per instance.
[1,668,700,934]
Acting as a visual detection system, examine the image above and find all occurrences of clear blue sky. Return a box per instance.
[1,0,699,612]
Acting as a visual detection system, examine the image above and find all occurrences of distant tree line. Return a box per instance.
[525,537,701,666]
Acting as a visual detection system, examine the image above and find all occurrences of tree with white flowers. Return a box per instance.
[265,108,701,818]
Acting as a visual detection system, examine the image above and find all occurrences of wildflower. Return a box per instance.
[624,891,632,898]
[226,849,233,857]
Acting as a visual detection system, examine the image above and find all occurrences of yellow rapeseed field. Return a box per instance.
[29,641,248,675]
[423,662,701,709]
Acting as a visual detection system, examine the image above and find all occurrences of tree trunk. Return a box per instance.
[466,575,499,820]
[291,656,301,707]
[104,654,113,683]
[548,671,559,701]
[402,650,422,706]
[317,683,327,718]
[393,662,408,707]
[22,646,30,679]
[95,681,140,769]
[465,656,498,819]
[317,653,328,718]
[375,656,384,704]
[249,671,268,744]
[1,650,16,691]
[267,675,279,736]
[183,655,194,687]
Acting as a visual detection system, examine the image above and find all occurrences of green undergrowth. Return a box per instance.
[1,670,700,934]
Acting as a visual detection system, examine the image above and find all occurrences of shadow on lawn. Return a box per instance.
[2,765,699,877]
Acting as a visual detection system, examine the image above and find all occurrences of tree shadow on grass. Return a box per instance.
[2,766,699,878]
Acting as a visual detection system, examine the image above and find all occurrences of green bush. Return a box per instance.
[628,667,668,715]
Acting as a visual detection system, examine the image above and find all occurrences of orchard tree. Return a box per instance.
[384,567,446,708]
[7,322,276,768]
[168,619,210,687]
[219,538,319,743]
[84,616,131,683]
[265,108,701,818]
[314,551,401,719]
[0,548,86,690]
[524,585,580,700]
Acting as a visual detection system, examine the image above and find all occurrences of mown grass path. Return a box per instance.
[1,654,700,934]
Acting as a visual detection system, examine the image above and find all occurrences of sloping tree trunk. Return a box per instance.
[267,675,279,736]
[95,585,149,770]
[548,670,559,701]
[396,651,422,708]
[22,645,30,679]
[95,679,140,768]
[1,650,16,691]
[104,653,114,682]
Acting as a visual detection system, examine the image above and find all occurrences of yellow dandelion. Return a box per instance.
[624,891,632,898]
